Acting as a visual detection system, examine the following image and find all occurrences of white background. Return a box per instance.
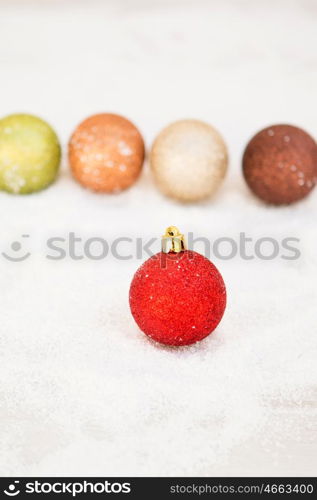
[0,0,316,476]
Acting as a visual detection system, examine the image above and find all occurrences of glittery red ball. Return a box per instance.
[129,250,226,346]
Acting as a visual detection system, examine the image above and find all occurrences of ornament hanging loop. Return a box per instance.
[162,226,186,253]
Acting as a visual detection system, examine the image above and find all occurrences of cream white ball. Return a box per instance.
[151,119,228,202]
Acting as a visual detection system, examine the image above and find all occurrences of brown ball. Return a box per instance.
[242,124,317,205]
[68,113,145,193]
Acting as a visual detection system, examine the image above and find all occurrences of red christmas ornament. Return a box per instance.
[129,227,226,346]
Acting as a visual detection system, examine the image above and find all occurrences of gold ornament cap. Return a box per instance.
[162,226,186,253]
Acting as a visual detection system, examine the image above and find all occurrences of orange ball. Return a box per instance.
[68,113,145,193]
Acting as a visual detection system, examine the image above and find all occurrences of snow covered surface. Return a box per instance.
[0,0,316,476]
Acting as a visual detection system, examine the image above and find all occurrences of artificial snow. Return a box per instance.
[0,0,316,476]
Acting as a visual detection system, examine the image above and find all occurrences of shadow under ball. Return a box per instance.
[68,113,145,193]
[150,119,228,202]
[243,124,317,205]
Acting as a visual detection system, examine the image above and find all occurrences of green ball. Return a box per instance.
[0,114,61,194]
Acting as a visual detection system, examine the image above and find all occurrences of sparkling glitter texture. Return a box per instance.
[68,113,145,193]
[129,250,226,346]
[150,119,228,202]
[0,114,61,194]
[243,124,317,205]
